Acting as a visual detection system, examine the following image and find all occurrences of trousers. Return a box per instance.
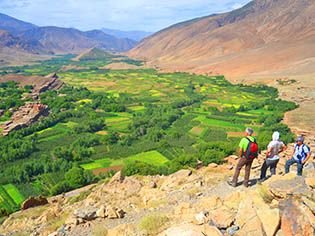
[232,157,253,186]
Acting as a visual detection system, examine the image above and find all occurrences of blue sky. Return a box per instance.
[0,0,252,32]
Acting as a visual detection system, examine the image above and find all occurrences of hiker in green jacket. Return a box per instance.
[228,127,258,187]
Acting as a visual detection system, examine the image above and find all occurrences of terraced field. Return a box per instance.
[0,184,24,214]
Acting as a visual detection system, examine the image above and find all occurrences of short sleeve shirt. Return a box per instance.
[239,136,255,152]
[293,144,310,161]
[267,140,284,160]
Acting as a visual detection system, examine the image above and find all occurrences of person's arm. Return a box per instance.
[279,143,287,154]
[302,152,311,164]
[290,145,296,159]
[239,148,243,158]
[239,138,245,158]
[266,146,272,159]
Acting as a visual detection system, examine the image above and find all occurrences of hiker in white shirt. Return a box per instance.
[259,131,286,181]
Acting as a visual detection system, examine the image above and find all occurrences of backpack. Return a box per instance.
[295,144,310,161]
[244,137,259,159]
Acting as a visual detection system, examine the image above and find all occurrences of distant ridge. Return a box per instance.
[102,28,153,42]
[129,0,315,78]
[0,12,137,57]
[0,13,37,35]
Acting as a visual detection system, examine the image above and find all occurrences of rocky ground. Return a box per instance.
[0,146,314,236]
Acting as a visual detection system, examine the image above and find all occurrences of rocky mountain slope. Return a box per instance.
[0,12,137,59]
[0,30,47,54]
[128,0,315,78]
[19,27,136,54]
[1,144,314,236]
[0,13,37,35]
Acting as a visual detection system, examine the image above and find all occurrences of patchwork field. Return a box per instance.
[81,150,169,171]
[0,184,25,214]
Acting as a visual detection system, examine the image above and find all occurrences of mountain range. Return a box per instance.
[129,0,315,78]
[101,28,152,42]
[0,13,137,57]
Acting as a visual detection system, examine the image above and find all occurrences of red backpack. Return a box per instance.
[245,137,259,159]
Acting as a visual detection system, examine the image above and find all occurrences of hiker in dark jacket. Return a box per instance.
[285,136,311,176]
[228,127,258,188]
[259,131,286,181]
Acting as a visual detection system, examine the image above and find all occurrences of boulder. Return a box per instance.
[109,171,124,184]
[21,196,48,210]
[116,208,126,219]
[96,205,106,218]
[196,196,222,211]
[106,205,118,219]
[280,198,315,236]
[159,223,222,236]
[265,174,311,199]
[105,206,125,219]
[195,211,209,225]
[302,197,315,214]
[235,197,264,236]
[73,206,98,221]
[303,162,315,178]
[305,177,315,189]
[149,181,158,188]
[160,169,195,191]
[65,216,82,226]
[223,191,242,210]
[226,165,234,170]
[255,201,280,236]
[209,207,235,229]
[226,226,240,236]
[208,163,218,168]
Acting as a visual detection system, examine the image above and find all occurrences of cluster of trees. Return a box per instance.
[129,105,184,143]
[0,82,31,112]
[0,138,36,163]
[50,166,95,195]
[0,157,71,185]
[53,134,100,161]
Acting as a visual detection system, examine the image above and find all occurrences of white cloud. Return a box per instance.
[0,0,252,31]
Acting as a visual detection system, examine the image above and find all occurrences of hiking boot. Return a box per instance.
[227,181,237,187]
[257,178,266,184]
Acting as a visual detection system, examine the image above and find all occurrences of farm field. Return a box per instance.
[0,184,25,215]
[0,53,297,216]
[81,150,169,171]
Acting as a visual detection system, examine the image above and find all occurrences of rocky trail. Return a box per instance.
[1,143,314,236]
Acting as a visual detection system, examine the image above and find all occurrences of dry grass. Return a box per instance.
[257,185,274,204]
[139,213,169,235]
[67,190,92,205]
[46,212,69,232]
[92,224,108,236]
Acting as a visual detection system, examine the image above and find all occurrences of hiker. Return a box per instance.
[259,131,286,181]
[285,135,311,176]
[228,127,258,187]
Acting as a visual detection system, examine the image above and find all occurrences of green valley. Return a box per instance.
[0,53,297,217]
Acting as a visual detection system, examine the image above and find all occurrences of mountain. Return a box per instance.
[0,30,47,53]
[83,30,136,52]
[129,0,315,78]
[0,13,137,56]
[74,47,114,61]
[18,27,134,54]
[102,28,152,42]
[0,13,37,35]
